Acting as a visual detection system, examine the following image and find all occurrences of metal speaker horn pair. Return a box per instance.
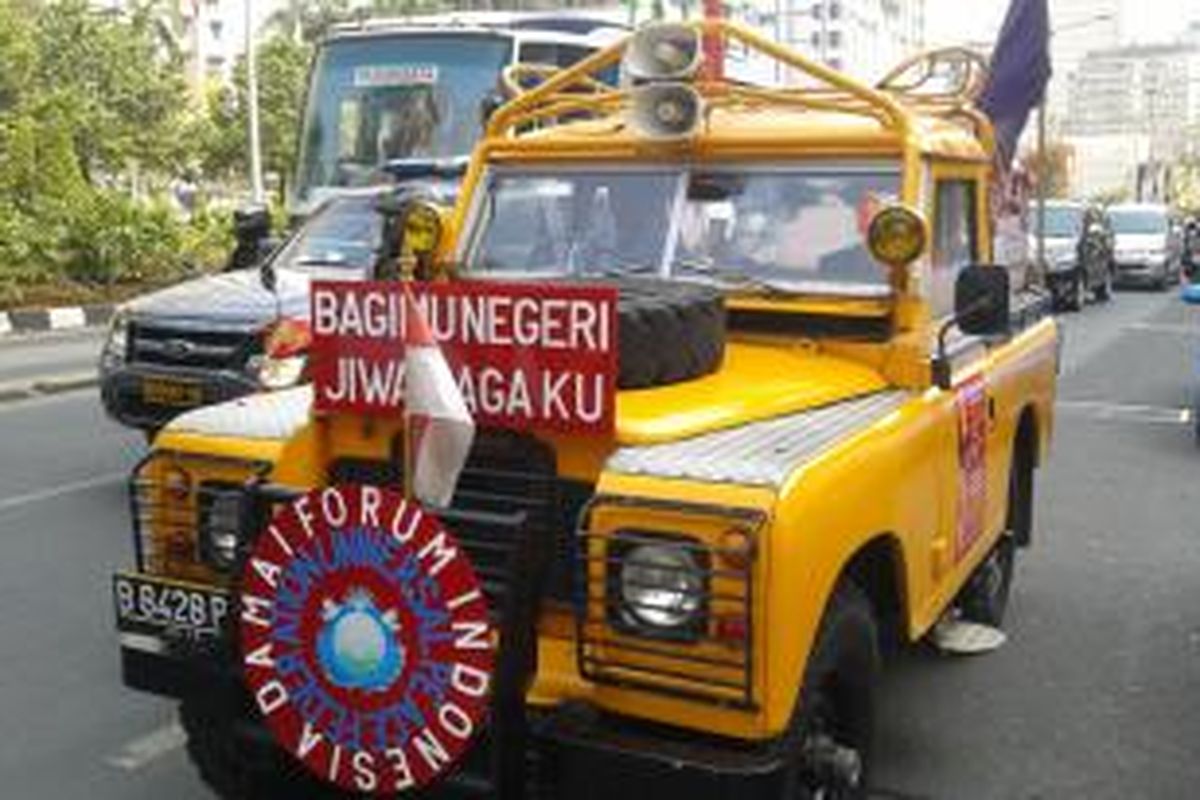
[629,82,704,140]
[622,23,702,82]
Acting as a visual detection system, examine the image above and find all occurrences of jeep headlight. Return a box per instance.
[614,537,706,634]
[198,486,244,572]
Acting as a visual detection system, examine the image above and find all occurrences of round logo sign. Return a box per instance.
[239,484,494,794]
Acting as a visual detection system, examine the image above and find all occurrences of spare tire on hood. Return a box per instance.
[604,278,727,390]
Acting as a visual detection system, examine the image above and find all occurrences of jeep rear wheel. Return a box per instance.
[957,435,1033,627]
[785,582,879,800]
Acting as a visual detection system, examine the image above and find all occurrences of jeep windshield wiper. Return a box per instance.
[578,262,660,279]
[674,258,797,296]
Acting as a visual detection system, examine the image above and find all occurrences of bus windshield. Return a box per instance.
[294,33,512,205]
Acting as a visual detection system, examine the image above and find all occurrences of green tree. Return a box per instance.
[266,0,353,44]
[30,0,191,180]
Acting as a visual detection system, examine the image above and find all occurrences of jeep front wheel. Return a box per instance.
[785,582,879,800]
[179,692,334,800]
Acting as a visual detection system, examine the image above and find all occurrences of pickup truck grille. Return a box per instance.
[129,322,258,371]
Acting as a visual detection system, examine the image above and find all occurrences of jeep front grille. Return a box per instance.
[327,431,592,613]
[129,322,259,371]
[577,498,762,709]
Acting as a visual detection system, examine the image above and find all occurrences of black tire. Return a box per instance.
[1064,270,1086,312]
[1094,267,1112,302]
[179,692,335,800]
[957,437,1033,627]
[784,582,879,800]
[609,279,726,389]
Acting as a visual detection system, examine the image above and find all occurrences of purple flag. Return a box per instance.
[977,0,1052,165]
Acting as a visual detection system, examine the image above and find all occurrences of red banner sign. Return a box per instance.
[240,485,493,794]
[310,281,619,434]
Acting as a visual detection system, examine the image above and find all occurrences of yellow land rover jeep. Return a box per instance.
[112,22,1058,800]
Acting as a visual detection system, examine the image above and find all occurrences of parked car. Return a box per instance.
[1109,202,1181,290]
[1040,199,1115,311]
[98,192,396,433]
[99,12,626,435]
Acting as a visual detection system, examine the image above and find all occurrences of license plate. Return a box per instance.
[141,377,203,408]
[113,572,229,641]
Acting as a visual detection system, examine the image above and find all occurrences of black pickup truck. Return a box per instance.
[98,191,400,434]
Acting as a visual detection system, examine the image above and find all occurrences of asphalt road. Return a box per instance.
[0,289,1196,798]
[0,328,106,385]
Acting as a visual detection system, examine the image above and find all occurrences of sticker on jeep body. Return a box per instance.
[239,484,493,794]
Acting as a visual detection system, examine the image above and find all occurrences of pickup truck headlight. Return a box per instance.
[256,354,307,389]
[102,311,130,366]
[612,536,707,636]
[253,317,311,389]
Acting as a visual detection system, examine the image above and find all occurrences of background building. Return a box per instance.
[776,0,927,83]
[1064,41,1200,197]
[176,0,287,98]
[1045,0,1121,123]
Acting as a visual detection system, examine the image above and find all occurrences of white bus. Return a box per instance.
[290,11,627,216]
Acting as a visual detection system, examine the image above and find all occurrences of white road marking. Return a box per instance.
[105,722,186,771]
[1124,322,1199,336]
[1057,400,1190,425]
[0,471,126,515]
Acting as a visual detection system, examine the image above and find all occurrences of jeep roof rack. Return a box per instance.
[487,20,995,159]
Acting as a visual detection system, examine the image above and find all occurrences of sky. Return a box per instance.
[925,0,1200,48]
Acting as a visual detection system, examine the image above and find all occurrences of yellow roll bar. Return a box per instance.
[485,19,913,143]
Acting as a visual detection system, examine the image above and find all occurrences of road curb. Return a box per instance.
[0,303,116,338]
[31,372,101,394]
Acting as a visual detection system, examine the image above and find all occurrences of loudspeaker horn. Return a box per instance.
[629,82,703,140]
[622,22,702,82]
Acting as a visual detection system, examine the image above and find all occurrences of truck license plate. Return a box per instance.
[141,377,203,408]
[113,572,229,640]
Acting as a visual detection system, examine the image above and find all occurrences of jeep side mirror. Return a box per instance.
[932,265,1011,390]
[955,265,1010,337]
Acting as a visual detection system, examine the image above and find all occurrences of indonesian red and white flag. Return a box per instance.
[402,286,475,507]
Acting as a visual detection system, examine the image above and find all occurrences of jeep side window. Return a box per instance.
[930,179,978,318]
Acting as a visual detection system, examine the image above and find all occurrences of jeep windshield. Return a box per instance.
[293,33,512,205]
[467,166,901,298]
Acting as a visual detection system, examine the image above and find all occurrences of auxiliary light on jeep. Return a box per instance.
[867,204,928,270]
[403,201,444,257]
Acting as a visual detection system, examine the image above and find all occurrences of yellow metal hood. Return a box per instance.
[614,340,889,446]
